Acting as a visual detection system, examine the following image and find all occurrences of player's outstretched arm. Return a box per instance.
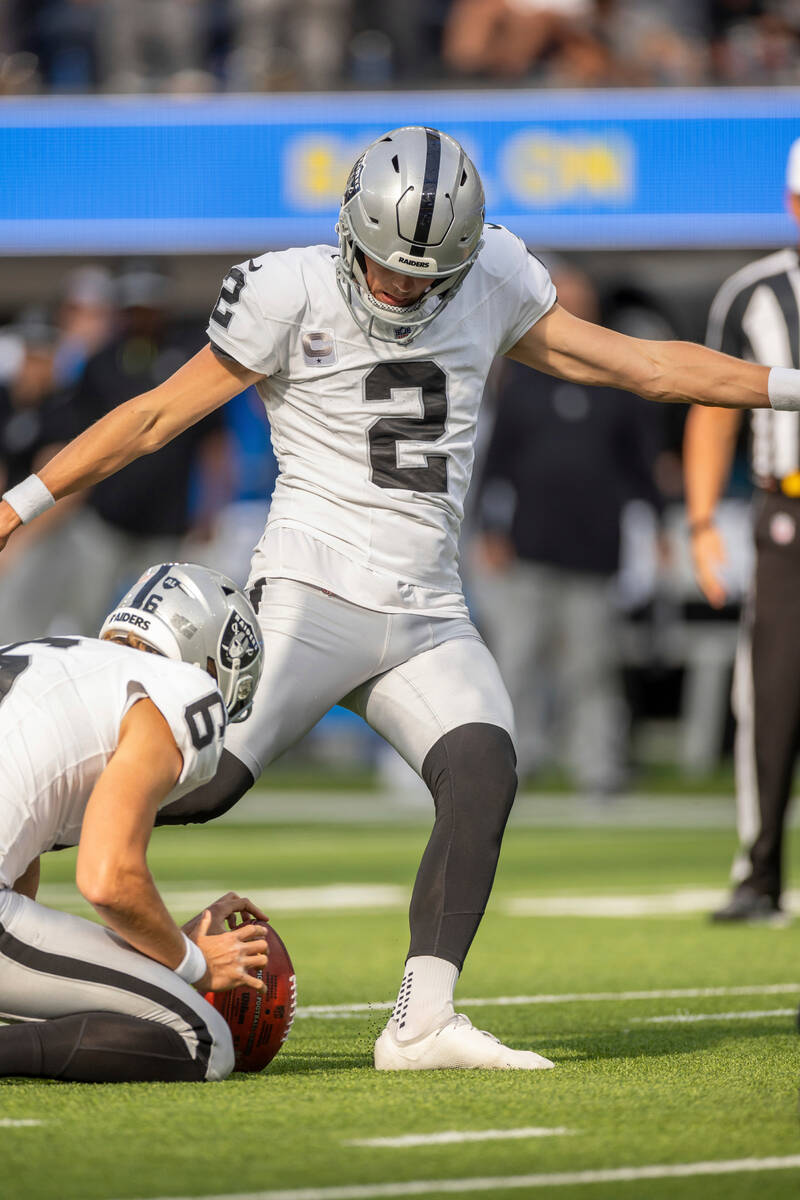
[75,696,268,993]
[0,345,263,549]
[507,304,771,410]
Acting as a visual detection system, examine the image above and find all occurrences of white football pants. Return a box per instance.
[224,578,515,780]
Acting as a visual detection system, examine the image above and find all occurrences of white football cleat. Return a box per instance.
[373,1013,554,1071]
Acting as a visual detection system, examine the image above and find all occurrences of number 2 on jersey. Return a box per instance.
[364,361,449,493]
[211,267,246,330]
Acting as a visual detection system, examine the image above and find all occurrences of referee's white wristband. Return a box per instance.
[175,933,207,985]
[1,473,56,523]
[768,367,800,412]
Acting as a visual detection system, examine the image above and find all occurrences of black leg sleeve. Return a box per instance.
[0,1013,206,1083]
[155,750,254,826]
[408,722,517,970]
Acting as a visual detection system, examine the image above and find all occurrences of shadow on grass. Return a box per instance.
[251,1050,371,1076]
[541,1018,800,1063]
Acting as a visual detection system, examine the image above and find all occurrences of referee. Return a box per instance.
[683,138,800,923]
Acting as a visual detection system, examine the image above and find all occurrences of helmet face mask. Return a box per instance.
[336,126,485,344]
[99,563,263,723]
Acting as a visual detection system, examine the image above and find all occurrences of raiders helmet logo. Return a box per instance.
[343,155,364,204]
[219,612,260,668]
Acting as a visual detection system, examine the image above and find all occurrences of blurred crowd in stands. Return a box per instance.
[0,265,275,642]
[0,0,798,94]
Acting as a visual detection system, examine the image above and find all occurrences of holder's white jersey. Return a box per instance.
[207,224,555,616]
[0,637,226,888]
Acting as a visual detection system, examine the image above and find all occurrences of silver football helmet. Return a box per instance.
[336,126,485,344]
[99,563,263,723]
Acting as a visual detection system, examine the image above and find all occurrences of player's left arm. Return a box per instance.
[76,696,267,991]
[506,303,771,410]
[75,697,194,968]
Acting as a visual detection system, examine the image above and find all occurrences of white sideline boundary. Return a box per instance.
[635,1008,795,1024]
[131,1155,800,1200]
[345,1128,572,1148]
[35,882,800,920]
[296,982,800,1019]
[506,887,800,917]
[0,1119,44,1127]
[220,789,800,830]
[6,987,794,1032]
[35,883,408,913]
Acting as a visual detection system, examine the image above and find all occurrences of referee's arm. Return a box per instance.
[683,405,743,608]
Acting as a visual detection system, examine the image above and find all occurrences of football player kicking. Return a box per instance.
[0,127,795,1071]
[0,563,266,1083]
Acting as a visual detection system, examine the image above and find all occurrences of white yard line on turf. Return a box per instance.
[35,884,408,913]
[345,1128,573,1148]
[507,887,800,917]
[128,1155,800,1200]
[296,983,800,1019]
[0,1119,44,1127]
[36,883,800,919]
[635,1008,795,1024]
[219,790,800,830]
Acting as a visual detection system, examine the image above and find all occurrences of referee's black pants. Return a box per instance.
[742,491,800,900]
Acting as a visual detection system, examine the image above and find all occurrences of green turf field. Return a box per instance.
[2,791,800,1200]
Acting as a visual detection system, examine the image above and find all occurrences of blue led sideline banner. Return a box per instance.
[1,89,799,254]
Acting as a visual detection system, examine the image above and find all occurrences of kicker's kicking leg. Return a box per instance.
[156,749,254,826]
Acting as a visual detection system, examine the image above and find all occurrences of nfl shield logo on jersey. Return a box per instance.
[301,330,337,366]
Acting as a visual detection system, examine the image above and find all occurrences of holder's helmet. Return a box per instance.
[336,126,485,343]
[99,563,263,723]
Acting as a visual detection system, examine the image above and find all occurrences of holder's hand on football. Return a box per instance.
[182,891,269,939]
[192,908,268,994]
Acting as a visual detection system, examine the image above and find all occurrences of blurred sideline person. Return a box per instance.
[0,268,233,643]
[684,137,800,924]
[0,562,266,1083]
[472,263,663,794]
[0,310,73,498]
[53,265,116,388]
[0,127,795,1072]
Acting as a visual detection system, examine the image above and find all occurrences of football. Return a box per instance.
[205,922,296,1072]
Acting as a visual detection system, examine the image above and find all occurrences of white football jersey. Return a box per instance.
[207,225,556,615]
[0,637,226,888]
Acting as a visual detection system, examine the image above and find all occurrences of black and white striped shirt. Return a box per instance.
[706,248,800,482]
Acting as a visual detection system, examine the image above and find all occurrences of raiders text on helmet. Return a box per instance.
[99,563,264,723]
[336,126,485,343]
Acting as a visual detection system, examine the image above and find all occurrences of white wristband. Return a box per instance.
[2,474,55,524]
[175,933,207,985]
[768,366,800,412]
